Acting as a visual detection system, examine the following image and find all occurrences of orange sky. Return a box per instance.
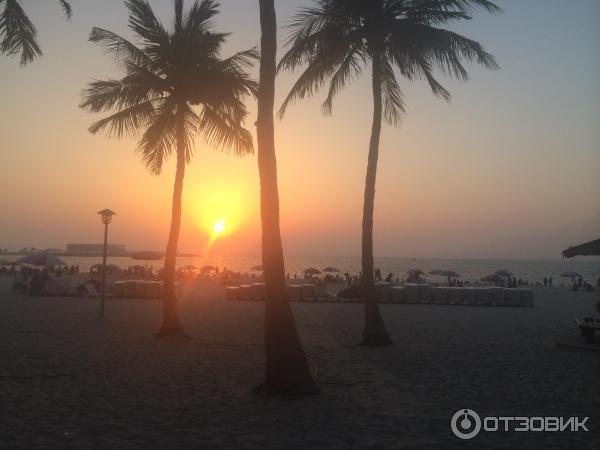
[0,0,599,259]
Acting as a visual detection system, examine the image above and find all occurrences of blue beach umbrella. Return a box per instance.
[304,267,321,275]
[561,271,581,279]
[323,266,340,273]
[482,273,504,283]
[494,269,514,278]
[429,269,443,275]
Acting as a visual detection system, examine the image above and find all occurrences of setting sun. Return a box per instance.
[213,220,226,235]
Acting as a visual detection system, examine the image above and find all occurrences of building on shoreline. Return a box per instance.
[66,243,127,256]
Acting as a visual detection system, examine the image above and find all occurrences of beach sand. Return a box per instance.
[0,278,598,448]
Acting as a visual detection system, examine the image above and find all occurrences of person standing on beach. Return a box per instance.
[544,277,548,287]
[549,276,553,286]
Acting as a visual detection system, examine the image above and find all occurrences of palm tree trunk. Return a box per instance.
[361,52,393,346]
[256,0,317,395]
[157,104,186,338]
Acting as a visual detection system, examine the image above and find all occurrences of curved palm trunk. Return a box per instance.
[157,105,186,338]
[256,0,317,395]
[361,52,393,346]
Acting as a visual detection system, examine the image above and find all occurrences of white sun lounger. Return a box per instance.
[390,286,405,303]
[431,287,447,304]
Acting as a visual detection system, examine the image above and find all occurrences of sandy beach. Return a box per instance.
[0,278,598,449]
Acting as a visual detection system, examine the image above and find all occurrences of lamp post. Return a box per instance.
[97,209,116,318]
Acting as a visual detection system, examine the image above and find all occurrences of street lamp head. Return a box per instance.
[97,209,116,225]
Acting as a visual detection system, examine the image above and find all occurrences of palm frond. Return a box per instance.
[88,100,156,138]
[0,0,41,66]
[183,0,219,36]
[380,58,406,125]
[58,0,72,20]
[137,100,177,175]
[321,45,364,114]
[80,77,165,113]
[125,0,168,47]
[410,0,502,14]
[391,23,499,81]
[198,105,254,156]
[89,27,153,68]
[222,47,259,73]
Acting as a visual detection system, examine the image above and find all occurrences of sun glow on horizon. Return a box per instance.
[213,219,226,235]
[189,182,255,255]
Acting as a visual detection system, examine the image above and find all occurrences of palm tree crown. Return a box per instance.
[81,0,257,174]
[278,0,500,122]
[0,0,72,65]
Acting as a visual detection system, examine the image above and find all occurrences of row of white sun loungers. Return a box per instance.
[226,282,534,307]
[377,283,534,307]
[225,283,328,302]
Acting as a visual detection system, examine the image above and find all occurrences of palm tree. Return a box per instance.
[0,0,72,65]
[255,0,317,395]
[81,0,256,337]
[279,0,500,345]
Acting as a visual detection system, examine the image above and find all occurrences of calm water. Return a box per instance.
[54,255,600,284]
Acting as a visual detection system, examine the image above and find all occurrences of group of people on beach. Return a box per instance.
[5,264,82,296]
[570,276,596,292]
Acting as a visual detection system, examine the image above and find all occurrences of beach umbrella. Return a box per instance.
[250,265,263,271]
[429,269,443,275]
[323,266,340,273]
[14,253,66,267]
[493,269,513,278]
[562,238,600,258]
[200,265,217,272]
[482,273,504,283]
[440,270,461,278]
[304,267,321,275]
[561,271,581,279]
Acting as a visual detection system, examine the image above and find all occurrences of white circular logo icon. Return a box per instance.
[451,409,482,440]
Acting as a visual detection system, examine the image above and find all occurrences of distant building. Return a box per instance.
[66,243,127,255]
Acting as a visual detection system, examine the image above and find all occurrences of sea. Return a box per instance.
[52,255,600,285]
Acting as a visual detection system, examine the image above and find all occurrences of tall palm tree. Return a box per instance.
[81,0,256,337]
[0,0,72,65]
[279,0,500,345]
[255,0,317,395]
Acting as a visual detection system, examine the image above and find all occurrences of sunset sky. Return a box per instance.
[0,0,598,260]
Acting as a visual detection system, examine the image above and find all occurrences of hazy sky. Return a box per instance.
[0,0,598,259]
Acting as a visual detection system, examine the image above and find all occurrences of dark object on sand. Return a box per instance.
[562,238,600,258]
